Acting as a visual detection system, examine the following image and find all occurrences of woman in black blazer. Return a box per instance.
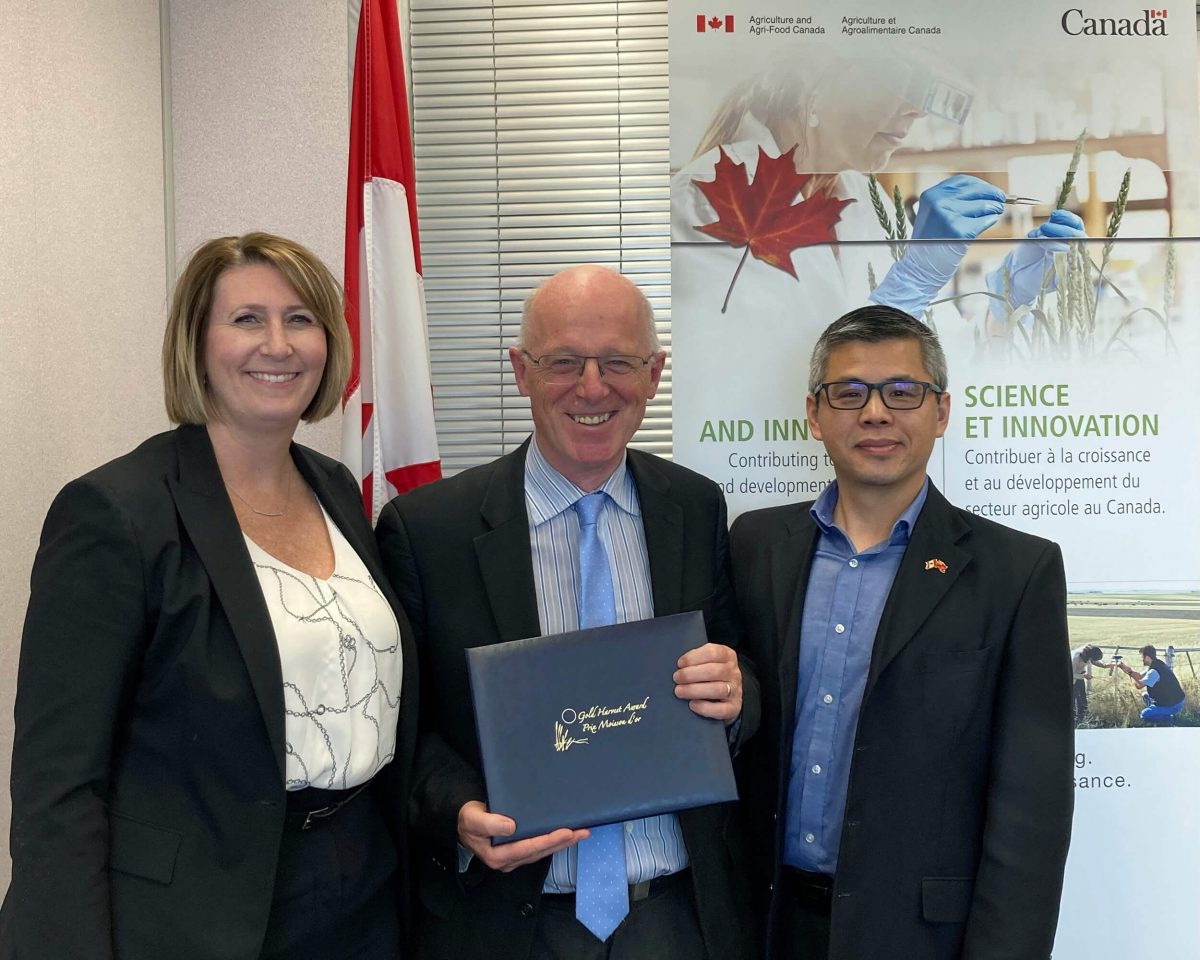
[1,233,417,959]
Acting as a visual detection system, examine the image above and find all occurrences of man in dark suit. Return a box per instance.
[377,265,758,960]
[730,305,1073,960]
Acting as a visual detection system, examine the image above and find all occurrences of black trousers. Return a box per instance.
[530,871,706,960]
[260,784,402,960]
[770,868,832,960]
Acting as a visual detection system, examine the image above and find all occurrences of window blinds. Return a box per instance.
[409,0,671,474]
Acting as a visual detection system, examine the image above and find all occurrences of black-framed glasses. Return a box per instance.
[521,351,654,384]
[814,379,944,410]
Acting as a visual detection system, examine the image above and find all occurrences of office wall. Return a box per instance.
[0,0,167,892]
[0,0,348,893]
[168,0,348,453]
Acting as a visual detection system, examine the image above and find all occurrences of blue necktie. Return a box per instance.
[572,491,628,941]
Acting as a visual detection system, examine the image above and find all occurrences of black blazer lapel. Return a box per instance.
[768,508,818,799]
[474,443,542,642]
[168,425,286,778]
[299,451,374,577]
[628,451,685,616]
[866,484,971,698]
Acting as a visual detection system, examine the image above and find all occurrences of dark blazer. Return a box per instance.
[376,439,760,960]
[730,483,1073,960]
[0,424,417,960]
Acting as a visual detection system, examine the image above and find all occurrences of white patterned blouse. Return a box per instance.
[244,508,402,791]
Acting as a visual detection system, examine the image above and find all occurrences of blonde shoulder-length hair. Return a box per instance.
[162,232,350,426]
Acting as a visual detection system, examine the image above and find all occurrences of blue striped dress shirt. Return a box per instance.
[783,478,928,874]
[524,438,689,892]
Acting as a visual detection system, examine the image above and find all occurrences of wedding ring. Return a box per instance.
[724,681,732,700]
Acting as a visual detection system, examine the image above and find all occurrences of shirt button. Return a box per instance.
[811,764,822,775]
[834,624,845,634]
[823,694,834,704]
[625,822,634,833]
[848,558,859,568]
[805,833,815,843]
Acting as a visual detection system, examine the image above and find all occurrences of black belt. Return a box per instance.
[779,866,834,906]
[542,867,690,904]
[283,783,371,831]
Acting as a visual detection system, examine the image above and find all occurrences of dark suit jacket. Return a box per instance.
[376,439,760,960]
[0,424,417,960]
[730,483,1073,960]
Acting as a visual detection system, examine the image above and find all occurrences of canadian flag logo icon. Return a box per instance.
[697,14,734,32]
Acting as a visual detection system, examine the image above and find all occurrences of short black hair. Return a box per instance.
[1139,644,1157,660]
[808,304,947,394]
[1082,645,1104,664]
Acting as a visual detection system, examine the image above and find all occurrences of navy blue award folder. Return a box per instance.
[466,610,738,842]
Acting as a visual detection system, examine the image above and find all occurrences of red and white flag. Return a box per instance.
[696,14,734,31]
[342,0,441,522]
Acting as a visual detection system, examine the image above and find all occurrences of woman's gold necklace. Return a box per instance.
[225,471,293,518]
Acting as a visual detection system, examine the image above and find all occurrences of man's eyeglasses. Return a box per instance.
[521,351,654,384]
[814,379,944,410]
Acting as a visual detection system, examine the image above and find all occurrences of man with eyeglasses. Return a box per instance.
[729,304,1073,960]
[377,264,758,960]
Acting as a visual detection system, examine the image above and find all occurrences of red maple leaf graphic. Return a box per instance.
[707,16,723,28]
[693,145,854,312]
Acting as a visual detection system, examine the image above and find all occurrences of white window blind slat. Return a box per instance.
[413,0,669,479]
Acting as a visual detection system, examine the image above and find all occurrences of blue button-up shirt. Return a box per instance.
[782,478,929,873]
[456,439,688,885]
[524,439,688,891]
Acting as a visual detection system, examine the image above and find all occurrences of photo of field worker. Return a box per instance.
[1115,645,1186,725]
[1071,643,1114,725]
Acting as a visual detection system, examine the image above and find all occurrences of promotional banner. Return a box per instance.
[670,1,1200,955]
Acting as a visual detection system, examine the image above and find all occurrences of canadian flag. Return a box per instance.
[696,14,734,31]
[342,0,441,522]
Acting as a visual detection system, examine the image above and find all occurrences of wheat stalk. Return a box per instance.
[1082,167,1132,345]
[867,174,893,237]
[1054,129,1086,210]
[868,174,902,261]
[1013,129,1086,358]
[1079,243,1097,343]
[892,185,908,242]
[1075,243,1094,348]
[1101,169,1131,268]
[1000,265,1013,334]
[1163,237,1176,321]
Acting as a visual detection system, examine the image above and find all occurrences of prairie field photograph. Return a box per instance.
[1068,593,1200,728]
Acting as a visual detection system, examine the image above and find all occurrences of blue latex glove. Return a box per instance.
[869,175,1005,316]
[986,210,1086,318]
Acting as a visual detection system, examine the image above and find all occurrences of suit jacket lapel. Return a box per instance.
[769,507,818,798]
[474,441,542,642]
[627,450,684,616]
[168,425,286,778]
[865,484,971,699]
[299,451,373,574]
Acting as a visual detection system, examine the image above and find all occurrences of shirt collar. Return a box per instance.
[811,477,930,548]
[523,436,640,526]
